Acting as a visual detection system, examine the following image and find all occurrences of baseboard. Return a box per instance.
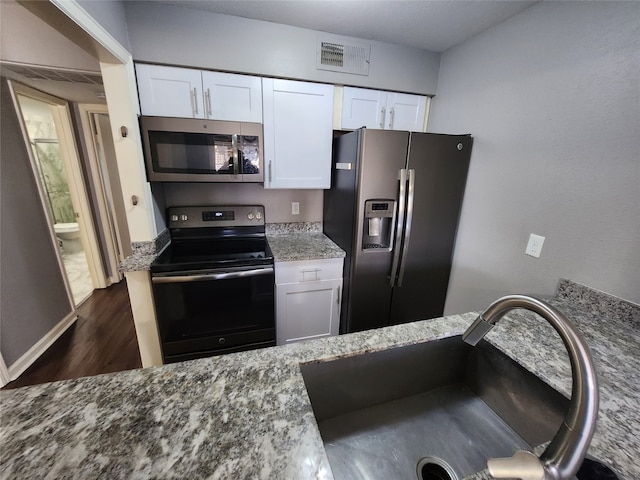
[7,312,78,382]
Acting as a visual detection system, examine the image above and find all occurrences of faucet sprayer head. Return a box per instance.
[462,314,495,346]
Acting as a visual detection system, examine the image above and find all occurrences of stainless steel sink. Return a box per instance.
[300,335,569,480]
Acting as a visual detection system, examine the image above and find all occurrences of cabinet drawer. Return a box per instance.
[275,258,343,284]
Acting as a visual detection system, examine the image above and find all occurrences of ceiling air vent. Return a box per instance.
[317,36,370,76]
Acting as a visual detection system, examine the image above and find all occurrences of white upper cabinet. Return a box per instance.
[263,78,334,189]
[341,87,387,129]
[201,71,262,123]
[136,64,262,122]
[341,86,427,132]
[136,64,204,118]
[386,92,428,132]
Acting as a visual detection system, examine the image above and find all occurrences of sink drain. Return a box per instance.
[417,456,458,480]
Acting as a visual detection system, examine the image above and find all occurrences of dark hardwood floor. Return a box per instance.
[3,280,142,390]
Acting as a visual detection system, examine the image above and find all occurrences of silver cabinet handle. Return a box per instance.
[388,108,395,129]
[337,286,340,305]
[389,168,407,287]
[191,87,199,116]
[152,267,273,284]
[268,160,272,183]
[380,107,386,128]
[301,268,321,281]
[397,169,415,287]
[204,88,212,117]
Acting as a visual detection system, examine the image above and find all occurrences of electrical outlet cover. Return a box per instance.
[525,234,545,258]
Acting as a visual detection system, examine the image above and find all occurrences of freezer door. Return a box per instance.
[389,133,472,324]
[348,130,409,333]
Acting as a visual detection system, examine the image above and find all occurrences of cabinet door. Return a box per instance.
[201,71,262,122]
[276,279,342,345]
[341,87,388,129]
[136,64,204,118]
[385,92,427,132]
[263,78,334,189]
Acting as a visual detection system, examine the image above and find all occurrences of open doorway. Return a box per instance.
[15,89,94,304]
[11,83,108,306]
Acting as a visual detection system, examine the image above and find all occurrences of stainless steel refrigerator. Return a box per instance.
[323,128,473,333]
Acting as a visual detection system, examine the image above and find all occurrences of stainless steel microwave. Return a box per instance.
[140,116,264,183]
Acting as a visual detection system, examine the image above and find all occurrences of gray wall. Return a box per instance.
[76,0,131,52]
[163,184,323,224]
[123,2,441,95]
[428,1,640,313]
[0,0,100,71]
[1,78,74,366]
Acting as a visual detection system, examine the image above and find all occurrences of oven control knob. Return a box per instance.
[218,337,226,345]
[248,213,254,220]
[170,214,179,222]
[180,214,188,221]
[256,212,262,220]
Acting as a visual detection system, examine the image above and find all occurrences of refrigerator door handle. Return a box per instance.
[397,169,415,287]
[389,168,408,287]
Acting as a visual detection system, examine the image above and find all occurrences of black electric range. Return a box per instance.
[150,205,275,363]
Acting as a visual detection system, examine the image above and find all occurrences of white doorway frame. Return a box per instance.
[11,82,108,292]
[45,0,164,367]
[78,104,127,285]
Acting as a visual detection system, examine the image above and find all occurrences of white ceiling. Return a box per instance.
[155,0,539,53]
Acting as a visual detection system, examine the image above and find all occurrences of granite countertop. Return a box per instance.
[1,280,638,479]
[119,223,345,271]
[266,221,345,262]
[267,232,345,262]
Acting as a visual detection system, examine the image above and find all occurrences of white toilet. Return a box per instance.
[54,222,82,254]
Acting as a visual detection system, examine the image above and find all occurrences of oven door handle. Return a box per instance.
[152,267,274,284]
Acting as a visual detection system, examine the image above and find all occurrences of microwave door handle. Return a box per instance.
[232,134,239,176]
[389,168,407,287]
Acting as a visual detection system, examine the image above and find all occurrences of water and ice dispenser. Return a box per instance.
[362,200,396,251]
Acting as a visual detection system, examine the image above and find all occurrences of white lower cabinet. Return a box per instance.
[275,258,343,345]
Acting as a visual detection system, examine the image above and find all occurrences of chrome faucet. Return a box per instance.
[462,294,599,480]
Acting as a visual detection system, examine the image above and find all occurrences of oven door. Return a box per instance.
[151,265,275,363]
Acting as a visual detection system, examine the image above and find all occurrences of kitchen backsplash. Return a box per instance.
[160,183,324,224]
[266,222,322,235]
[556,279,640,325]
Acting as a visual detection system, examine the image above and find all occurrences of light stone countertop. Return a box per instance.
[267,232,345,262]
[1,280,638,479]
[119,223,345,271]
[266,221,345,262]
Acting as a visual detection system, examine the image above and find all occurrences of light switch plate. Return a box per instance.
[292,202,300,215]
[525,233,545,258]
